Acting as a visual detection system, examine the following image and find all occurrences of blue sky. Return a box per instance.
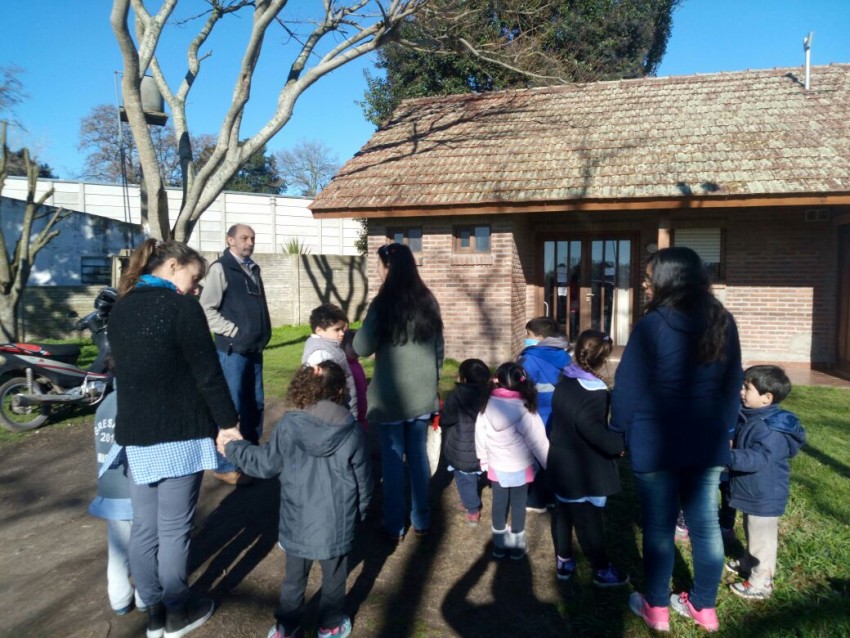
[1,1,848,183]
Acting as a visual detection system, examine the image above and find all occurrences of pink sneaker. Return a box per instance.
[628,592,669,632]
[670,592,719,632]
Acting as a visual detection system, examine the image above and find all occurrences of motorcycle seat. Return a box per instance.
[6,343,81,364]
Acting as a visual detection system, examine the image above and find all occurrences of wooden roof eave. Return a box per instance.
[309,191,850,219]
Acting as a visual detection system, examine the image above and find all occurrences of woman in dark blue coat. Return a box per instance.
[611,247,742,633]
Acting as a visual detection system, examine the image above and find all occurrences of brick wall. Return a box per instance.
[723,208,836,364]
[365,205,840,368]
[18,253,368,340]
[367,218,515,366]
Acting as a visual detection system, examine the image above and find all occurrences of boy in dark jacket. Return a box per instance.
[221,361,372,638]
[727,365,806,600]
[441,359,491,526]
[517,316,571,511]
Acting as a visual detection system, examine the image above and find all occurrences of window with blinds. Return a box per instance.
[673,228,725,282]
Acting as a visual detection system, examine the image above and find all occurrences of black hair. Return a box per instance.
[744,365,792,404]
[309,303,348,332]
[458,358,490,387]
[525,317,560,338]
[480,361,537,414]
[645,246,728,363]
[572,330,612,374]
[372,243,443,345]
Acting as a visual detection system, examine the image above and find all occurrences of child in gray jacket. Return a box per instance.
[221,361,372,638]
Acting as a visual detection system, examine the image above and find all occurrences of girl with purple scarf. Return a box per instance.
[547,330,629,588]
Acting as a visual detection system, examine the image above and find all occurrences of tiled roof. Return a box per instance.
[311,64,850,214]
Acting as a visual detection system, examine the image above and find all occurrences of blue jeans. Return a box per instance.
[379,420,431,535]
[635,466,724,609]
[217,350,264,471]
[454,470,481,514]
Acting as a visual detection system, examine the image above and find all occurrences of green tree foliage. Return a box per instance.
[361,0,681,126]
[220,144,285,195]
[3,149,55,179]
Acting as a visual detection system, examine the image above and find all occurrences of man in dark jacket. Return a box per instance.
[200,224,272,485]
[727,365,806,601]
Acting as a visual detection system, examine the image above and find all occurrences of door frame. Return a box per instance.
[536,231,640,343]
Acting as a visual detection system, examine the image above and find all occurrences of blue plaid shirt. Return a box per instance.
[124,438,219,484]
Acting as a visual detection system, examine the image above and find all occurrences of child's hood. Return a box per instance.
[742,405,807,455]
[286,400,357,457]
[452,382,484,420]
[483,396,530,432]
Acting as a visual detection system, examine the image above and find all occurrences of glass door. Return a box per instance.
[542,236,634,345]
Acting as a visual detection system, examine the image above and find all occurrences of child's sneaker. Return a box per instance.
[267,625,301,638]
[317,616,352,638]
[465,510,480,526]
[725,558,749,577]
[674,523,689,543]
[670,592,719,632]
[556,556,576,581]
[592,564,629,588]
[730,580,773,600]
[628,592,669,632]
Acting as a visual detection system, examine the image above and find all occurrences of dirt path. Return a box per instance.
[0,402,636,638]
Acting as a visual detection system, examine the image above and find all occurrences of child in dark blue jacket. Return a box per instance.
[727,365,806,600]
[517,317,571,511]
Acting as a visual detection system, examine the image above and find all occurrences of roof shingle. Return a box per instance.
[311,65,850,214]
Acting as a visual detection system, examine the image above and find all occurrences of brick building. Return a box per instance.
[311,65,850,372]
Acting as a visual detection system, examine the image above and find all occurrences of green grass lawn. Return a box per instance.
[3,327,848,635]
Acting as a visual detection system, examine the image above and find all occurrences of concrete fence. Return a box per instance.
[18,253,369,341]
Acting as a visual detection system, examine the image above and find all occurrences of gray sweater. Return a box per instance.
[353,306,444,424]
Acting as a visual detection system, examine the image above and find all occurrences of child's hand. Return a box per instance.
[216,426,243,455]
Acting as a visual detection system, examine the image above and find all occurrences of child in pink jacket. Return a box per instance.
[476,362,550,559]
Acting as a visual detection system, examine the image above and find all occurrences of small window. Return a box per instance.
[387,227,422,252]
[673,228,725,282]
[454,225,491,253]
[81,256,113,285]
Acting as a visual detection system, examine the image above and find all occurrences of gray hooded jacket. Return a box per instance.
[226,400,373,559]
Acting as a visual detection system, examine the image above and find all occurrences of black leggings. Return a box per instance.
[553,500,609,570]
[491,483,528,533]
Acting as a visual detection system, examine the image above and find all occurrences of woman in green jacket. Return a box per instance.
[354,243,444,539]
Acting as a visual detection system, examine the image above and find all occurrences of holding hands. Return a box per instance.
[216,426,243,455]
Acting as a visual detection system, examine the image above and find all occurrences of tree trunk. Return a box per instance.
[0,291,19,342]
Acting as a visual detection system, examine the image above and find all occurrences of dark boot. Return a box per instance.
[164,597,214,638]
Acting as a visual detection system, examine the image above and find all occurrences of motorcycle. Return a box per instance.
[0,287,118,432]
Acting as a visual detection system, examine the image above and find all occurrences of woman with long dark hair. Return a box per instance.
[110,239,239,638]
[611,247,742,633]
[354,243,444,539]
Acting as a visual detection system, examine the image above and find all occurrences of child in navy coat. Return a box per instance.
[727,365,806,600]
[440,359,491,526]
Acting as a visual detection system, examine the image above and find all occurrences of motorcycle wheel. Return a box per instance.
[0,377,51,432]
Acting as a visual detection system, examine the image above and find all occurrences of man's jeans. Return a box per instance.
[216,350,264,472]
[635,466,725,609]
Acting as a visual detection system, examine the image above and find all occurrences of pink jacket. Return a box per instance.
[475,394,549,473]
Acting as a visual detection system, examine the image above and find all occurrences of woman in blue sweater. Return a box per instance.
[611,247,742,633]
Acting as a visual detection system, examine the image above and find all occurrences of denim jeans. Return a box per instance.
[378,420,431,535]
[454,470,481,513]
[216,350,264,471]
[635,466,724,609]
